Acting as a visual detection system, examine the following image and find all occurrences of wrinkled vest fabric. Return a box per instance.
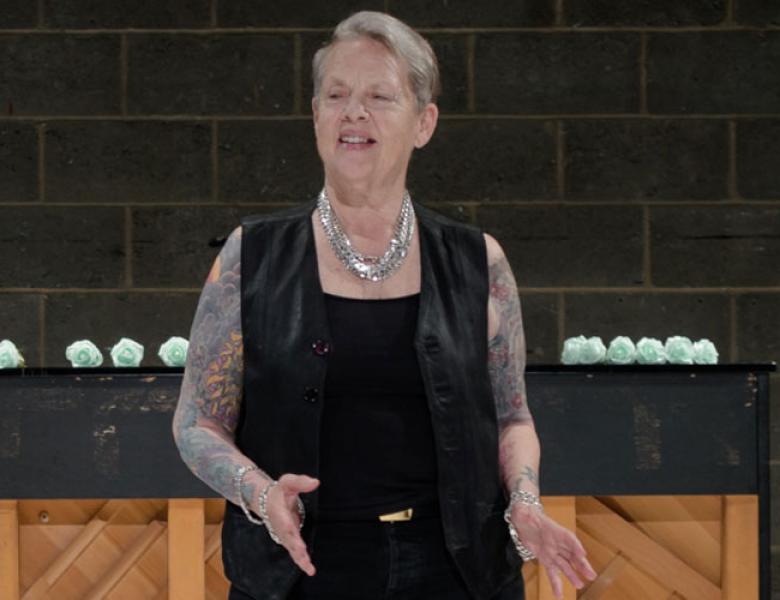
[222,200,523,600]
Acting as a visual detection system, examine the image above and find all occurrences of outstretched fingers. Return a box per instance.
[545,565,563,599]
[539,526,597,598]
[284,526,316,576]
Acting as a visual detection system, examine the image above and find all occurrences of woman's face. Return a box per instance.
[312,37,438,192]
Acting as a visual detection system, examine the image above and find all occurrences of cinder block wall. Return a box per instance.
[0,0,778,592]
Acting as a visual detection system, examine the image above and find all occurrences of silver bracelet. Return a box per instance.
[504,490,544,561]
[234,465,306,544]
[235,465,264,525]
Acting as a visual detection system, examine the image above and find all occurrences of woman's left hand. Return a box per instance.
[509,504,597,598]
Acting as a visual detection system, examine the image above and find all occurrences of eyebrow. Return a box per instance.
[325,78,348,87]
[324,77,397,90]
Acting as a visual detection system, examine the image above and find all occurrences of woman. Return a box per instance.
[173,11,595,600]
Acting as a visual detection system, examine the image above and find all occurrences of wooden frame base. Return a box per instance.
[1,495,759,600]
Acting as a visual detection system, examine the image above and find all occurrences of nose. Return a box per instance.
[341,96,369,121]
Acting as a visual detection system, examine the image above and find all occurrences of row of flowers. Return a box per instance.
[0,337,189,369]
[561,335,718,365]
[0,335,720,368]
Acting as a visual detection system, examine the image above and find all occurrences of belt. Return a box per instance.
[316,503,440,523]
[378,504,439,522]
[378,508,414,522]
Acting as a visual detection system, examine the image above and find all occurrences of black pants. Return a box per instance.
[228,516,524,600]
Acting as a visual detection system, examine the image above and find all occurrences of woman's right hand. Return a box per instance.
[262,473,320,576]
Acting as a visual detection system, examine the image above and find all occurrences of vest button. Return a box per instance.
[312,340,331,356]
[303,386,319,403]
[423,335,440,353]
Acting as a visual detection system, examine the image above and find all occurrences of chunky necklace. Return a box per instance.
[317,188,415,282]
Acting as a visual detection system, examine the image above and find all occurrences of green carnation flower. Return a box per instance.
[66,340,104,367]
[665,336,694,365]
[0,339,25,368]
[561,335,587,364]
[606,336,636,365]
[110,337,144,367]
[158,337,189,367]
[636,337,667,364]
[693,339,718,364]
[581,336,607,364]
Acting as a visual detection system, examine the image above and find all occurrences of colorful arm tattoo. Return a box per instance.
[173,227,269,508]
[488,250,539,494]
[488,254,533,428]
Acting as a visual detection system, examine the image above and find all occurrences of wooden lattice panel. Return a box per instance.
[8,500,220,600]
[0,496,758,599]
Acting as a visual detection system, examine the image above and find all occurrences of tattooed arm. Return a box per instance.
[485,234,540,499]
[485,234,595,597]
[172,226,319,576]
[172,226,272,510]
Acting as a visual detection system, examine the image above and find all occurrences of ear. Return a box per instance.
[413,103,439,149]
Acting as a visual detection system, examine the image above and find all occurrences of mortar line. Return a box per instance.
[37,123,46,202]
[211,0,218,27]
[124,206,133,287]
[37,0,44,27]
[726,0,735,25]
[728,120,739,199]
[2,25,775,34]
[466,34,476,113]
[3,113,780,122]
[4,198,779,208]
[38,294,46,367]
[557,292,566,355]
[639,32,648,114]
[643,204,652,287]
[554,0,564,27]
[1,286,779,294]
[729,295,738,362]
[120,34,128,116]
[556,120,565,199]
[293,33,303,114]
[211,121,219,202]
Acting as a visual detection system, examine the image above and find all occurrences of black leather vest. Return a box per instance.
[221,200,522,599]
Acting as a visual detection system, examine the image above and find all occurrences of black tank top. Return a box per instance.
[316,293,439,520]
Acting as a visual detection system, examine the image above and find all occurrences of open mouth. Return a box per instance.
[339,135,377,148]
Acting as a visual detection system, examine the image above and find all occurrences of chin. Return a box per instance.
[329,162,376,184]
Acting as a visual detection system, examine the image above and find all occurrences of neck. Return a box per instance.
[322,178,408,243]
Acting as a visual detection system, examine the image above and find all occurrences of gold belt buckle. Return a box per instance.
[378,508,413,522]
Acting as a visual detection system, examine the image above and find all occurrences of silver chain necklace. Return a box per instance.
[317,188,415,282]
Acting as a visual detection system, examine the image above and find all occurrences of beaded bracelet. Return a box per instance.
[503,490,544,561]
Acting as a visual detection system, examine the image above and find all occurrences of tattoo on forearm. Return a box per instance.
[522,465,539,486]
[488,255,532,427]
[512,465,539,492]
[173,227,267,507]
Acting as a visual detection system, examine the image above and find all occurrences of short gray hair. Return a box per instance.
[312,11,440,112]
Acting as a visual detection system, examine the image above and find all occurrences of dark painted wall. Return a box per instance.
[0,0,778,592]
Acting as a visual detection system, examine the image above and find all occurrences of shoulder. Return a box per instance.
[483,233,507,268]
